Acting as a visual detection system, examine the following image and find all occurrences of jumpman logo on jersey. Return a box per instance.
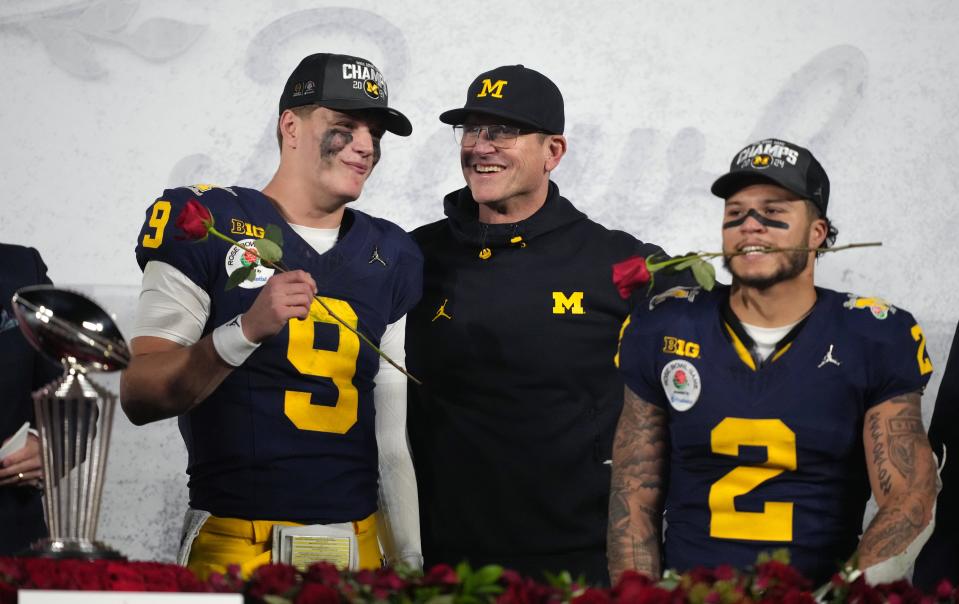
[368,246,387,267]
[818,344,841,368]
[432,299,452,322]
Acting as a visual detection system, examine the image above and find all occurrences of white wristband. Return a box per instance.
[212,314,260,367]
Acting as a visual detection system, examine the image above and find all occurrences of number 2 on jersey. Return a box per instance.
[142,200,171,248]
[911,324,933,376]
[708,418,797,541]
[285,297,360,433]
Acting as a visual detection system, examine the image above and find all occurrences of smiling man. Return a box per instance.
[609,138,938,585]
[405,65,673,584]
[120,53,423,578]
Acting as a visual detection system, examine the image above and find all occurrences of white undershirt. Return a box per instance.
[740,321,798,361]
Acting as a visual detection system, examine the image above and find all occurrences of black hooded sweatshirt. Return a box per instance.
[406,182,668,585]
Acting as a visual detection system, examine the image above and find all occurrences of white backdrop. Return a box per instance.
[1,0,957,562]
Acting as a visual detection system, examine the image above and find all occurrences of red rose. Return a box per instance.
[304,562,342,586]
[0,582,14,604]
[614,571,682,604]
[248,564,299,598]
[612,256,651,300]
[422,563,459,587]
[106,561,145,591]
[713,565,736,582]
[356,568,406,599]
[846,577,884,604]
[175,199,214,241]
[136,563,181,592]
[497,580,557,604]
[779,589,816,604]
[296,582,342,604]
[0,559,22,585]
[754,560,810,590]
[571,587,611,604]
[936,579,955,600]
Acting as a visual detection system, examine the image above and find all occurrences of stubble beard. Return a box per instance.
[723,248,810,291]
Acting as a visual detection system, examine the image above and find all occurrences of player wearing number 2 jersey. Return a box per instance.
[608,139,938,585]
[120,53,423,579]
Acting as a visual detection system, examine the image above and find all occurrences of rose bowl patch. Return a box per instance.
[225,238,275,289]
[661,359,701,412]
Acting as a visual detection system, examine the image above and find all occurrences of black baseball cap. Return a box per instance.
[439,65,564,134]
[279,53,412,137]
[711,138,830,215]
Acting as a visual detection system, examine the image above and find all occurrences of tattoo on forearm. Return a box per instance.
[858,500,924,565]
[607,387,668,580]
[868,412,893,496]
[859,392,936,568]
[886,405,924,483]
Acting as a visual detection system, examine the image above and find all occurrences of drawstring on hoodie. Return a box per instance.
[508,224,526,248]
[478,224,492,260]
[478,224,526,260]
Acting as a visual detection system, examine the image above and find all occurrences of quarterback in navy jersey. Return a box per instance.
[121,54,423,579]
[608,139,938,585]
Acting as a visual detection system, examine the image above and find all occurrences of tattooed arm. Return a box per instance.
[607,386,669,583]
[858,391,937,570]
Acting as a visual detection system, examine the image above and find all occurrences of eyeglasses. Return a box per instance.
[453,125,538,149]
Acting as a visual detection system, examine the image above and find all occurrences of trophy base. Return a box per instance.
[20,538,126,560]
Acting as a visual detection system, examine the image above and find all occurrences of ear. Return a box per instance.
[544,135,567,172]
[807,216,828,249]
[279,109,300,151]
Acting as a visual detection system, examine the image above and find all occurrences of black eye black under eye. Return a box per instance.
[723,208,790,230]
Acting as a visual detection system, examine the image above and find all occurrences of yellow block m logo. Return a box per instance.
[477,79,507,99]
[552,292,585,315]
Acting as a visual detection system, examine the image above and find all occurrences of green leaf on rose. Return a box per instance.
[264,223,284,247]
[461,564,502,594]
[226,264,254,290]
[667,254,702,272]
[691,259,716,291]
[471,564,503,586]
[253,238,283,264]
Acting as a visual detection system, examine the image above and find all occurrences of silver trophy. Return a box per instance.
[11,285,129,559]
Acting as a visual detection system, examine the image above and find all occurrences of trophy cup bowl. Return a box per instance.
[11,285,128,559]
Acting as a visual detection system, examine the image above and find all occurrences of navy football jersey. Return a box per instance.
[617,285,933,582]
[134,185,423,523]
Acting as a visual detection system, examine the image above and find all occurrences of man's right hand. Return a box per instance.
[241,270,318,343]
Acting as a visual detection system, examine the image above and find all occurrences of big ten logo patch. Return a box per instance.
[663,336,700,359]
[552,292,585,315]
[231,219,265,239]
[477,78,507,98]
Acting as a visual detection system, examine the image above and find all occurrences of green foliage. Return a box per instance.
[226,264,254,290]
[264,223,284,248]
[690,258,716,291]
[254,238,283,264]
[454,562,503,604]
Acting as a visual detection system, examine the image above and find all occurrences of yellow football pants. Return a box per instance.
[187,512,380,580]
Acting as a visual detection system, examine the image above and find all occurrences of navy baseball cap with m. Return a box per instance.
[439,64,564,134]
[711,138,830,216]
[279,53,412,136]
